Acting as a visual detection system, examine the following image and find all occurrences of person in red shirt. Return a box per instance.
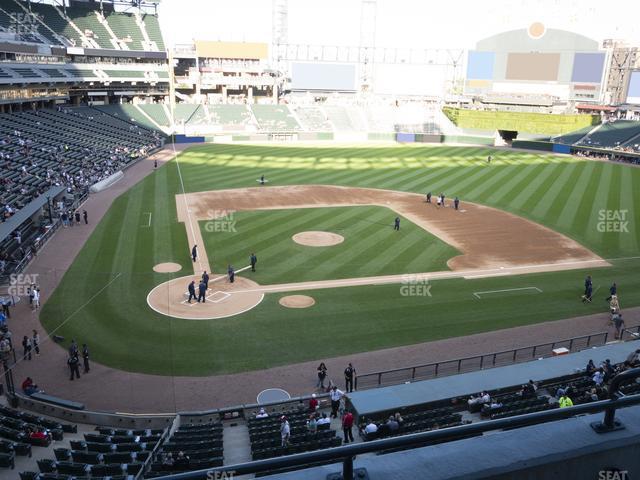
[28,427,48,440]
[309,393,318,412]
[21,377,38,395]
[342,411,354,443]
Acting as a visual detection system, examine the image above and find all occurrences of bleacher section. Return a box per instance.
[322,105,357,131]
[249,413,341,460]
[24,425,163,479]
[0,404,76,471]
[293,106,332,132]
[0,106,162,274]
[252,104,301,132]
[65,5,112,49]
[141,13,165,51]
[208,105,253,131]
[104,11,144,51]
[552,124,596,145]
[577,120,640,149]
[27,2,83,47]
[138,104,171,128]
[147,421,223,476]
[0,0,164,51]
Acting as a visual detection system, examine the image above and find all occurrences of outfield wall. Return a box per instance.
[443,107,599,135]
[169,131,498,146]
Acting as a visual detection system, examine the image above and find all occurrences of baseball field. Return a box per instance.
[40,144,640,376]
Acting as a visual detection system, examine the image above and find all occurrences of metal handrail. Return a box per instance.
[354,328,640,390]
[155,368,640,480]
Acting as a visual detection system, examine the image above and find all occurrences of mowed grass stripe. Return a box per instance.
[581,163,611,246]
[492,164,552,209]
[528,162,579,219]
[511,161,565,211]
[630,168,640,254]
[555,161,597,230]
[488,163,547,205]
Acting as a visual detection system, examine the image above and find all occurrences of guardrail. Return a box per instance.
[355,327,640,390]
[154,368,640,480]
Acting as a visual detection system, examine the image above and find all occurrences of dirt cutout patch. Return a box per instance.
[292,231,344,247]
[153,262,182,273]
[147,274,264,320]
[279,295,316,308]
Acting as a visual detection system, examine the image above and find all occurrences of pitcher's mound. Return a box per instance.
[279,295,315,309]
[153,262,182,273]
[292,231,344,247]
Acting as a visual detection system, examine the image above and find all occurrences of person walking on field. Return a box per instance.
[82,344,90,373]
[191,245,198,263]
[197,280,206,303]
[83,210,88,224]
[187,280,196,303]
[394,217,400,231]
[250,253,257,272]
[228,265,235,283]
[606,282,617,302]
[582,275,593,303]
[454,197,460,211]
[74,211,81,225]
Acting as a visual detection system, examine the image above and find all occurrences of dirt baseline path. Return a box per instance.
[179,185,606,272]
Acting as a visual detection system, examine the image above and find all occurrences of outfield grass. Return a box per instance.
[40,144,640,376]
[199,206,458,284]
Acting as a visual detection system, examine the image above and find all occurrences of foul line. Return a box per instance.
[141,212,152,228]
[4,272,122,376]
[473,286,542,299]
[174,147,204,273]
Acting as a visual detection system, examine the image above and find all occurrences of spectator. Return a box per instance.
[386,415,400,432]
[161,452,174,466]
[173,451,189,468]
[316,413,331,427]
[255,408,268,419]
[559,392,574,408]
[342,411,354,443]
[394,412,404,426]
[307,413,318,434]
[520,380,537,398]
[309,393,319,412]
[361,418,378,439]
[280,416,290,447]
[625,349,640,367]
[21,377,39,395]
[586,359,596,376]
[592,368,605,386]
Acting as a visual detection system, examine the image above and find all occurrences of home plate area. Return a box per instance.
[147,274,264,320]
